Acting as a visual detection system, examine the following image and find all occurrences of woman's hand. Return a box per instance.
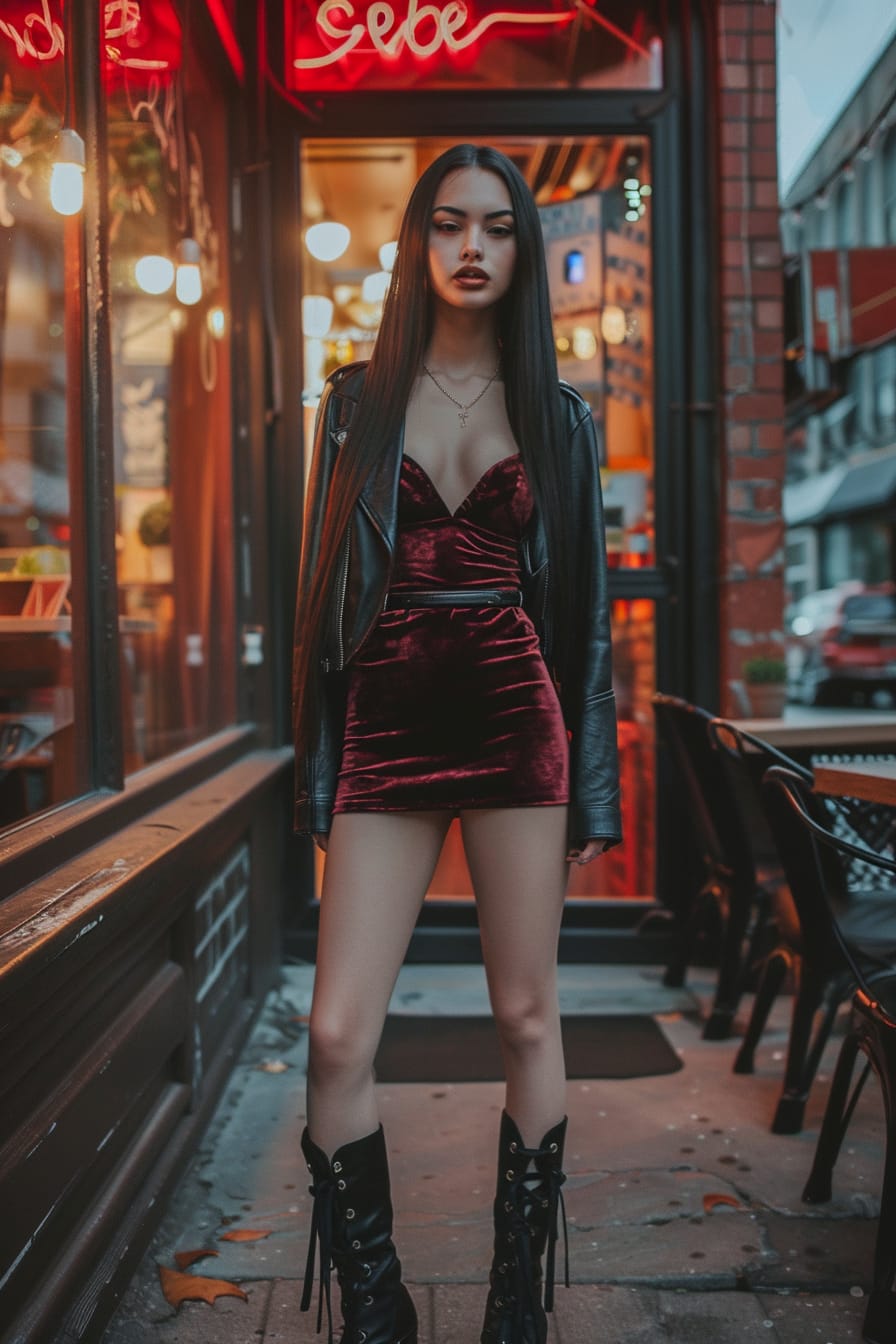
[566,838,609,866]
[313,833,329,853]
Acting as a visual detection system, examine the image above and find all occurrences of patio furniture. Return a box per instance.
[758,766,896,1137]
[764,767,896,1344]
[651,693,780,1039]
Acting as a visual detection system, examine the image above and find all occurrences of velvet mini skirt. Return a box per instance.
[331,451,569,817]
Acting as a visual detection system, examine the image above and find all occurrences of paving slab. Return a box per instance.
[100,962,888,1343]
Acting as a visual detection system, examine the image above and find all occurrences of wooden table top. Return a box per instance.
[812,759,896,807]
[730,710,896,750]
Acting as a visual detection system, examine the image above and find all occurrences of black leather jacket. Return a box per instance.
[292,361,622,850]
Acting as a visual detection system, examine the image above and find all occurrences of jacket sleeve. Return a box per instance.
[292,378,344,836]
[565,402,622,851]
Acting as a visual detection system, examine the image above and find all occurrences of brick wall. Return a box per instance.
[716,0,787,714]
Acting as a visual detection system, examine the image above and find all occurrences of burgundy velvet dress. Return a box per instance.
[331,451,570,816]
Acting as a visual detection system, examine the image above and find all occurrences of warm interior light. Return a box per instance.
[175,237,202,305]
[207,306,227,338]
[135,254,175,295]
[378,240,398,272]
[601,306,627,345]
[572,326,597,361]
[302,294,334,338]
[50,128,86,216]
[361,271,391,304]
[305,221,350,262]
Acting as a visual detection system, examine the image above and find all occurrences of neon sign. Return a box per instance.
[287,0,659,92]
[0,1,177,73]
[295,0,577,68]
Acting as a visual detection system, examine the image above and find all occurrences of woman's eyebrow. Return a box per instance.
[432,205,515,221]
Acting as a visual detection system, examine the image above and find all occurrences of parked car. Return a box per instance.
[785,582,896,705]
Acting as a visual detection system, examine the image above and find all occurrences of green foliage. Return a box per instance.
[13,546,70,575]
[137,497,172,547]
[743,655,787,684]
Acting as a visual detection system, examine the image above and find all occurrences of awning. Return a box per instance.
[812,449,896,523]
[783,464,845,527]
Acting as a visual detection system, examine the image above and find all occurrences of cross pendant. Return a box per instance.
[458,408,468,428]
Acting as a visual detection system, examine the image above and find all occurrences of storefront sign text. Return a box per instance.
[294,0,576,69]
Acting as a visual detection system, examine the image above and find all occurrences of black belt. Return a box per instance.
[383,588,523,610]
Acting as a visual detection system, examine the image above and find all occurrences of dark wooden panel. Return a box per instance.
[0,963,187,1315]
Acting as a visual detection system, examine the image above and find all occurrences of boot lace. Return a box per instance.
[500,1149,569,1330]
[301,1171,336,1343]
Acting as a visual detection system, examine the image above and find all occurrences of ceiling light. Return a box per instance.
[302,295,334,338]
[50,128,85,215]
[175,237,202,305]
[135,254,175,295]
[305,221,350,262]
[361,271,391,304]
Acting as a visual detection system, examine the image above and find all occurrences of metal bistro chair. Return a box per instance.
[758,765,896,1138]
[764,767,896,1344]
[707,719,808,1081]
[652,693,780,1040]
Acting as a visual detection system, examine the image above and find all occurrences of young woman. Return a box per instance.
[292,143,621,1344]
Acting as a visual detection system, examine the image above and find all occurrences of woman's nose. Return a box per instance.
[460,232,483,261]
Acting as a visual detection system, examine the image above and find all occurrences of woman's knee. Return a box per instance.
[491,993,559,1056]
[307,1009,375,1083]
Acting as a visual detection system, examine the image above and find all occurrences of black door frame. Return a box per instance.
[270,0,721,949]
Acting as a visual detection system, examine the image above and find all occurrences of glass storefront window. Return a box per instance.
[105,19,236,770]
[302,136,657,898]
[0,29,82,827]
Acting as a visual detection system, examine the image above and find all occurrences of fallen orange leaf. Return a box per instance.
[702,1192,741,1213]
[158,1264,248,1308]
[219,1228,273,1242]
[174,1248,219,1270]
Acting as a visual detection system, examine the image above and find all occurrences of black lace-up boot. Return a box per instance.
[480,1111,569,1344]
[300,1125,418,1344]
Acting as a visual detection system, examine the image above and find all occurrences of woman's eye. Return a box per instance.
[489,226,514,238]
[434,220,460,233]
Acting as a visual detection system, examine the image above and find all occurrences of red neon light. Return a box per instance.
[0,1,179,74]
[290,0,652,79]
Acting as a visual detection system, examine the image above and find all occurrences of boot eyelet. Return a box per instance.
[362,1264,371,1277]
[364,1295,374,1306]
[495,1297,503,1308]
[352,1239,361,1250]
[337,1179,346,1190]
[505,1170,515,1181]
[509,1142,517,1153]
[333,1161,343,1172]
[306,1162,313,1172]
[550,1143,558,1153]
[358,1333,367,1343]
[542,1199,549,1208]
[346,1207,356,1219]
[504,1200,513,1212]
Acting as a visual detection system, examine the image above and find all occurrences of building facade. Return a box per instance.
[0,2,785,1338]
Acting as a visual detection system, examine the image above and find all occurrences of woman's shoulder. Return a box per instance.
[557,379,594,426]
[326,359,370,400]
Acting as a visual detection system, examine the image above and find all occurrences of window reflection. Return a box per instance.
[107,31,236,769]
[0,46,79,827]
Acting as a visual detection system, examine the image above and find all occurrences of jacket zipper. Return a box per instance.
[335,532,350,671]
[542,562,552,663]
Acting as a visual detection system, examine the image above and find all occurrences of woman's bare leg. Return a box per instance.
[461,805,569,1145]
[307,810,451,1153]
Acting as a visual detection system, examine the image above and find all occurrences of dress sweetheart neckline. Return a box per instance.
[401,451,521,519]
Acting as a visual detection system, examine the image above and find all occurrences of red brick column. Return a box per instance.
[716,0,786,715]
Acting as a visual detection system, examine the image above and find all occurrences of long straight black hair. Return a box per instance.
[294,143,574,755]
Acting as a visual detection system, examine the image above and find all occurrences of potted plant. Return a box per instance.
[743,654,788,718]
[137,496,173,581]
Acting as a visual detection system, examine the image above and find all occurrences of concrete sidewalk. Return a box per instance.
[101,963,882,1343]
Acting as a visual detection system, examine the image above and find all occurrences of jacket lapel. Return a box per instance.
[357,418,404,553]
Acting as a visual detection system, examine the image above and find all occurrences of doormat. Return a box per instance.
[374,1014,682,1083]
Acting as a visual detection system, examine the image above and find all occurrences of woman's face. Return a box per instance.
[427,166,517,313]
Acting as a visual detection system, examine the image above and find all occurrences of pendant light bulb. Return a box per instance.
[305,221,351,262]
[175,237,202,305]
[50,128,85,216]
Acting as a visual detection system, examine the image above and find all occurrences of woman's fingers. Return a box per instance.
[565,838,607,865]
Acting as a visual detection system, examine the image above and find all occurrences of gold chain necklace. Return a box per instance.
[422,360,501,429]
